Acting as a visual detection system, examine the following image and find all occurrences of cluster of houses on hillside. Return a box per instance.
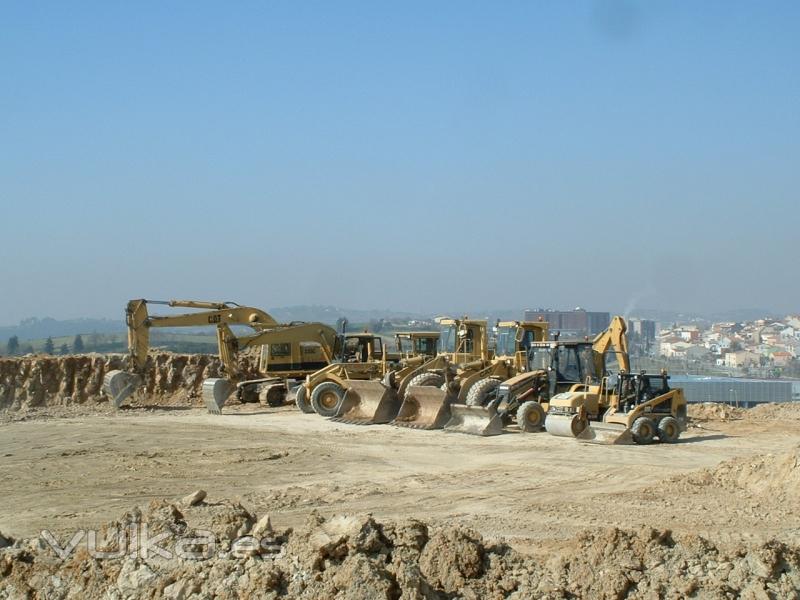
[659,316,800,369]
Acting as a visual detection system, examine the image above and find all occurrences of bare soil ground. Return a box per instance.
[2,402,798,556]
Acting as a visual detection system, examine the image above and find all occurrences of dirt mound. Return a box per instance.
[654,445,800,503]
[0,353,259,411]
[2,494,799,599]
[688,402,747,422]
[689,401,800,424]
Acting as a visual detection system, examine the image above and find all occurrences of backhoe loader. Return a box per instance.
[443,316,628,435]
[102,299,339,412]
[391,319,548,430]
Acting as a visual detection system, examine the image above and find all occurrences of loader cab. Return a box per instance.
[495,321,549,370]
[395,332,440,359]
[528,341,600,388]
[438,319,489,362]
[335,334,384,363]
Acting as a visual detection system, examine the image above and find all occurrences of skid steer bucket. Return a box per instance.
[393,386,452,430]
[202,378,235,415]
[576,423,634,445]
[332,380,401,424]
[443,404,504,436]
[103,370,142,409]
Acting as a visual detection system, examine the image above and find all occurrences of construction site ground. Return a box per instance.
[2,401,799,560]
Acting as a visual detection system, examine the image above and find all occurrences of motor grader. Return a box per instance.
[390,319,548,430]
[102,299,339,412]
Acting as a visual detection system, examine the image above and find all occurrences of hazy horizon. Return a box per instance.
[2,2,797,323]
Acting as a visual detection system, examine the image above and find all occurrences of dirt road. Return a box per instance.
[2,404,798,557]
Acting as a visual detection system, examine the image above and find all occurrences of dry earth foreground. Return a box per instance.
[1,355,799,599]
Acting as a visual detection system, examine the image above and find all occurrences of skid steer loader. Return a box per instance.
[544,370,687,445]
[444,317,628,435]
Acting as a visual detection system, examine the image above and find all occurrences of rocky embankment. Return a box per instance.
[0,353,257,411]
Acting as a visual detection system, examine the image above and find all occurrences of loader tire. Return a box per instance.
[465,378,501,407]
[311,382,345,417]
[406,372,445,389]
[517,400,546,432]
[295,385,315,414]
[657,416,680,443]
[631,417,656,445]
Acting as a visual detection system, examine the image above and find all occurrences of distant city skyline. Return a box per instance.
[2,2,798,323]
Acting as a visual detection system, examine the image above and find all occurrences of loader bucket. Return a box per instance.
[332,380,401,424]
[202,378,235,415]
[443,404,504,436]
[103,370,142,409]
[544,414,587,439]
[393,386,451,430]
[576,423,634,445]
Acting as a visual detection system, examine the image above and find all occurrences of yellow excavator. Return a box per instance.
[102,299,339,412]
[389,319,548,429]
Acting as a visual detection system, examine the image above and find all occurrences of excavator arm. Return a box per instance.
[590,315,631,377]
[125,299,278,371]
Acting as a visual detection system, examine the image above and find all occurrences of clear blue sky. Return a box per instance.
[1,1,798,324]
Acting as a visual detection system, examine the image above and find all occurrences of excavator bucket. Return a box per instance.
[393,386,452,430]
[202,378,235,415]
[103,370,142,409]
[332,380,401,424]
[576,423,634,445]
[443,404,504,436]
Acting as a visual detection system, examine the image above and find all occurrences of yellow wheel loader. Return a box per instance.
[343,317,489,429]
[297,331,402,420]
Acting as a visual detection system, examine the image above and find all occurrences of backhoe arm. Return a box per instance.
[591,315,631,375]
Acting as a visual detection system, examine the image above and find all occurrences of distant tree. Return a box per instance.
[73,334,85,353]
[6,335,19,355]
[43,337,55,354]
[23,344,35,355]
[59,343,70,355]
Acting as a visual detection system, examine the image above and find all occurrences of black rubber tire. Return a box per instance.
[631,416,657,445]
[264,386,286,407]
[406,371,445,389]
[517,400,546,432]
[239,385,260,404]
[310,381,345,417]
[657,416,680,443]
[465,378,501,406]
[295,385,315,414]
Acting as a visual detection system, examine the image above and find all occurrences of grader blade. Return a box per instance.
[393,386,451,430]
[577,423,634,445]
[443,404,504,436]
[202,378,235,415]
[332,380,400,424]
[103,370,142,409]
